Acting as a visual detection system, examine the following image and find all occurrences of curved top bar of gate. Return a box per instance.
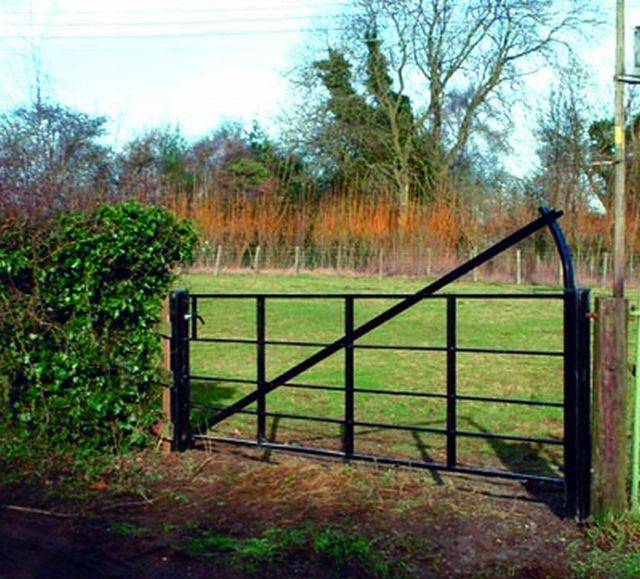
[539,206,576,290]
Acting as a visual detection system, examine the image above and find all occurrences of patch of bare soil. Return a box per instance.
[0,444,583,578]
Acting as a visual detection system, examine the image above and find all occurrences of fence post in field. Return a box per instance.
[602,252,609,286]
[471,249,478,282]
[253,245,261,272]
[516,249,522,285]
[558,260,564,286]
[589,253,595,279]
[593,297,630,519]
[214,245,222,276]
[378,248,384,280]
[427,248,432,277]
[294,246,301,275]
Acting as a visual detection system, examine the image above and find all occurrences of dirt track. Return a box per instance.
[0,446,584,578]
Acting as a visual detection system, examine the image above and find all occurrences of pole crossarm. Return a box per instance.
[198,208,564,431]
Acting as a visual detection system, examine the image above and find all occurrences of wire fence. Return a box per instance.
[188,242,638,287]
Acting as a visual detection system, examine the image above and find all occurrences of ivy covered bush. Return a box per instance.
[0,201,196,459]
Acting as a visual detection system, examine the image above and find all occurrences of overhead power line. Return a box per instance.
[0,14,345,28]
[0,27,345,40]
[0,1,350,17]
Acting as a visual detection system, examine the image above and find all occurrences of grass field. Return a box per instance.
[175,272,637,479]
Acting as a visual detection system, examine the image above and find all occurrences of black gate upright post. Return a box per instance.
[257,297,267,442]
[170,289,191,451]
[344,297,355,458]
[544,207,592,520]
[446,297,457,468]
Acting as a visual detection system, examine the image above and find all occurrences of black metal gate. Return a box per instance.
[169,208,592,520]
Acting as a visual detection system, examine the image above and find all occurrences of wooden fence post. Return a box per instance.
[253,245,261,272]
[378,248,384,280]
[558,260,564,286]
[516,249,522,285]
[471,249,478,282]
[214,245,222,277]
[294,246,301,275]
[427,248,432,277]
[593,297,630,519]
[602,252,609,287]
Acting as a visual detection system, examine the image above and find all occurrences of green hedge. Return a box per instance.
[0,201,197,457]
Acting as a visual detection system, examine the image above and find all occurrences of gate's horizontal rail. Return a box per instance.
[193,435,564,485]
[190,336,563,357]
[193,402,563,445]
[189,292,565,300]
[190,375,563,408]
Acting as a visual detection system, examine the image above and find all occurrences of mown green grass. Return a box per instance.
[176,272,638,477]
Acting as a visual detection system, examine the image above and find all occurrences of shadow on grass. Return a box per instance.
[261,416,280,462]
[411,431,444,485]
[462,417,564,516]
[190,380,239,434]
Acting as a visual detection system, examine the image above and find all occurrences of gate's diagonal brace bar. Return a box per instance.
[200,208,563,431]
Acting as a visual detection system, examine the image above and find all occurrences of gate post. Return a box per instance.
[592,297,629,519]
[170,289,191,451]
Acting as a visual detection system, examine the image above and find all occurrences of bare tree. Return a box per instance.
[291,0,597,213]
[530,65,596,243]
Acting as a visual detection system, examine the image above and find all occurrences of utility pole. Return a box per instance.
[614,0,626,297]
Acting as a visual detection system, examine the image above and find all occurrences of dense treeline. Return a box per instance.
[0,95,630,257]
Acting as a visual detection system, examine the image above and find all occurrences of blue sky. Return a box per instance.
[0,1,636,176]
[0,0,344,142]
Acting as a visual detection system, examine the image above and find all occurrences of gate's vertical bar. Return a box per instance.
[563,287,580,519]
[344,297,355,457]
[577,288,592,519]
[191,296,198,340]
[257,297,267,442]
[446,297,457,468]
[170,289,191,451]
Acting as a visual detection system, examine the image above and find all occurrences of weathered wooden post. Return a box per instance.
[471,248,478,282]
[214,245,222,277]
[294,246,301,275]
[378,247,384,280]
[516,249,522,285]
[253,245,261,272]
[592,297,630,519]
[558,260,564,286]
